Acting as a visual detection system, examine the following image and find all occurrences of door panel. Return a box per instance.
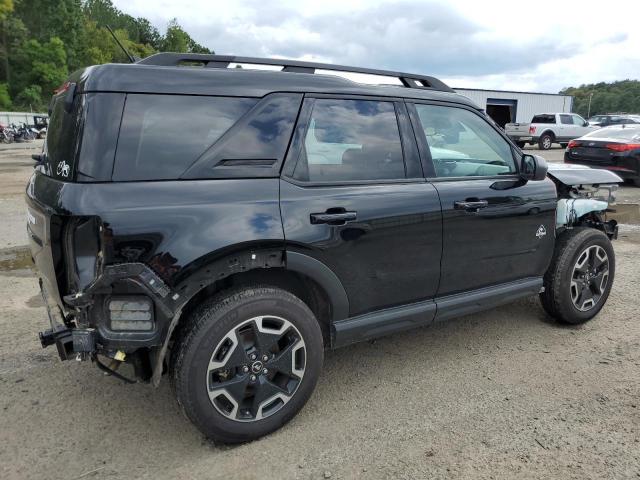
[280,180,442,317]
[558,114,574,140]
[407,100,558,296]
[434,178,557,296]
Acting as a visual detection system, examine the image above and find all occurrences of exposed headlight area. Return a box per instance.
[569,183,618,206]
[108,296,154,331]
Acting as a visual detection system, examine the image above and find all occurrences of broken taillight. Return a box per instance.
[54,81,71,94]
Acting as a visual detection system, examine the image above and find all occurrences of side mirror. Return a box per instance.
[583,121,589,127]
[519,154,548,181]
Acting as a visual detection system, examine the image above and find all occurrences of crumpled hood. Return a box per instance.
[546,163,623,186]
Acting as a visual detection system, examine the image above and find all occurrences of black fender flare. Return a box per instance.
[150,248,349,385]
[285,250,349,322]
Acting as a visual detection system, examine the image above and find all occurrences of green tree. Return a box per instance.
[561,80,640,117]
[15,0,86,70]
[134,17,161,49]
[0,83,11,109]
[162,18,211,53]
[0,0,215,111]
[162,19,189,52]
[11,37,67,109]
[14,84,41,111]
[0,0,13,20]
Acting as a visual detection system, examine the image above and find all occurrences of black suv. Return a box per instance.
[28,54,622,443]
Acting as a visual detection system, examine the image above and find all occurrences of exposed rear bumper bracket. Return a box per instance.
[39,326,96,361]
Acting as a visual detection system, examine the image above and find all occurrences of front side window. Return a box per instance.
[114,94,257,181]
[572,114,586,126]
[292,99,405,182]
[560,114,573,125]
[413,104,516,178]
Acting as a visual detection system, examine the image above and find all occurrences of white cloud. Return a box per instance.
[114,0,639,93]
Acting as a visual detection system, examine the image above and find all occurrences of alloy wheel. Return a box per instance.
[570,245,609,312]
[206,315,306,422]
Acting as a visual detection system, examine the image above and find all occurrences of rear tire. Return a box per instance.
[540,228,615,324]
[170,286,323,443]
[538,133,554,150]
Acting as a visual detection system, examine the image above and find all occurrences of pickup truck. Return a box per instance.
[506,113,598,150]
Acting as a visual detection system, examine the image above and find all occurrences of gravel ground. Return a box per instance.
[1,142,639,479]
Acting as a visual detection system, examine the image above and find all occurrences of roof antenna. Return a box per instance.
[106,25,137,63]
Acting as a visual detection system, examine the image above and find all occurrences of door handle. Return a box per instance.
[310,210,357,225]
[454,200,488,212]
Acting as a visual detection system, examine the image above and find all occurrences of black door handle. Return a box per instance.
[310,210,357,225]
[454,200,489,211]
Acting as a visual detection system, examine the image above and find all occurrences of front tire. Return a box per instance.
[540,228,615,324]
[171,286,323,443]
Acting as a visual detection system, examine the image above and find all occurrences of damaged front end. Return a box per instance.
[547,163,622,239]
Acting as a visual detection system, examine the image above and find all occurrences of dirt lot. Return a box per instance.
[1,142,639,479]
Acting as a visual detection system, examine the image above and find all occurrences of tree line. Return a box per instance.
[1,0,638,116]
[0,0,212,112]
[561,80,640,118]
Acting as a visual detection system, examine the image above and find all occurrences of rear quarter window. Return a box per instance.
[45,93,83,180]
[113,95,257,181]
[532,114,555,124]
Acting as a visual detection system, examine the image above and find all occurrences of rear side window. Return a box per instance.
[292,99,405,182]
[113,95,256,181]
[532,114,555,124]
[45,93,82,179]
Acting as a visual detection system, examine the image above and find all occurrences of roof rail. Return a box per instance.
[137,53,454,93]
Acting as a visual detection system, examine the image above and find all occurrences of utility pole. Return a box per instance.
[587,92,594,118]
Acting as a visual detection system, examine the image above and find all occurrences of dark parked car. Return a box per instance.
[566,125,640,186]
[587,114,640,127]
[28,54,622,443]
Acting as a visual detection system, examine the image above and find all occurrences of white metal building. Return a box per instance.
[453,88,573,128]
[0,111,48,127]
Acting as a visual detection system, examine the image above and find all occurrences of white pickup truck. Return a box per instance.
[505,113,599,150]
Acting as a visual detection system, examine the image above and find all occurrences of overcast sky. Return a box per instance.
[114,0,639,93]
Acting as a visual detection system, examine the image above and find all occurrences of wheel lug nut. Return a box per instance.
[263,368,268,374]
[262,355,268,362]
[250,374,256,381]
[250,353,257,360]
[242,366,249,373]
